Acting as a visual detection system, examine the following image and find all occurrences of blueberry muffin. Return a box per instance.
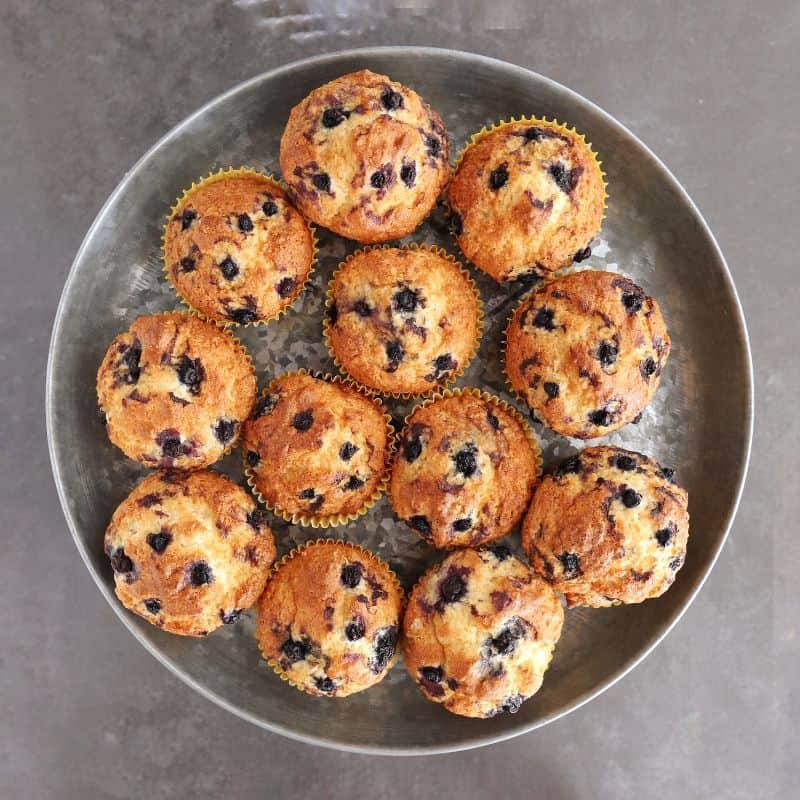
[402,547,563,718]
[324,246,482,396]
[242,372,392,525]
[256,540,404,697]
[389,390,540,548]
[447,118,605,281]
[97,312,256,469]
[163,169,315,325]
[105,470,276,636]
[280,70,450,243]
[522,446,690,607]
[505,270,670,439]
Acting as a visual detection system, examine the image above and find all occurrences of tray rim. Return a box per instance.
[45,45,754,756]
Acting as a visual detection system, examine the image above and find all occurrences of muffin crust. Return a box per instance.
[257,541,404,697]
[105,470,276,636]
[325,246,481,395]
[522,445,689,607]
[96,312,256,469]
[389,391,540,548]
[280,69,450,243]
[448,119,605,281]
[403,547,564,718]
[242,372,391,524]
[164,172,315,325]
[505,270,670,438]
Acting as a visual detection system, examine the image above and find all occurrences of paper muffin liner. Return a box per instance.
[256,538,405,697]
[446,116,608,277]
[96,309,256,466]
[389,386,543,550]
[243,369,396,528]
[321,243,485,400]
[162,167,319,329]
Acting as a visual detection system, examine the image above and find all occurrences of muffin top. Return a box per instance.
[522,446,689,607]
[402,547,564,718]
[104,470,276,636]
[163,172,315,325]
[389,391,540,548]
[505,270,670,439]
[447,119,605,281]
[324,247,481,395]
[242,372,391,524]
[256,541,404,697]
[279,69,450,243]
[96,312,256,469]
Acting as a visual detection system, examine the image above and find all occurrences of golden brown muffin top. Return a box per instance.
[522,445,689,608]
[324,247,481,396]
[505,270,670,439]
[280,69,450,243]
[447,120,605,281]
[256,541,404,697]
[242,372,391,524]
[96,312,256,469]
[105,470,276,636]
[402,547,563,718]
[164,173,315,325]
[389,391,539,548]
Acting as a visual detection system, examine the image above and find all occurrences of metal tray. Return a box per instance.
[46,47,753,754]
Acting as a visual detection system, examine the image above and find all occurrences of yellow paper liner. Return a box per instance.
[388,386,543,549]
[96,309,256,468]
[243,369,396,528]
[321,243,485,400]
[162,167,319,328]
[446,115,608,279]
[256,538,405,697]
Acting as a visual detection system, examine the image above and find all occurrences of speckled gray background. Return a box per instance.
[1,1,796,797]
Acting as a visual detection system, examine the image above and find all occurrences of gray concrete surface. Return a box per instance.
[1,1,796,797]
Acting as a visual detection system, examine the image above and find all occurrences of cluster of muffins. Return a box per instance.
[96,69,689,719]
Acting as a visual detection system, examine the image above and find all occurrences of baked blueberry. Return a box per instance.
[341,562,364,588]
[339,441,358,461]
[557,552,581,578]
[621,488,642,508]
[276,277,297,298]
[144,598,161,615]
[292,409,314,431]
[489,164,509,190]
[180,208,197,230]
[213,418,236,444]
[146,530,172,553]
[281,637,309,663]
[189,561,213,587]
[381,89,404,110]
[219,256,239,280]
[262,199,278,216]
[543,381,560,399]
[439,572,466,604]
[237,213,253,233]
[409,515,432,537]
[322,106,349,128]
[400,162,416,187]
[393,287,419,313]
[533,307,556,331]
[312,173,331,193]
[176,355,204,394]
[453,446,478,478]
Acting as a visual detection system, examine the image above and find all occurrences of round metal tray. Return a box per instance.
[46,47,753,754]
